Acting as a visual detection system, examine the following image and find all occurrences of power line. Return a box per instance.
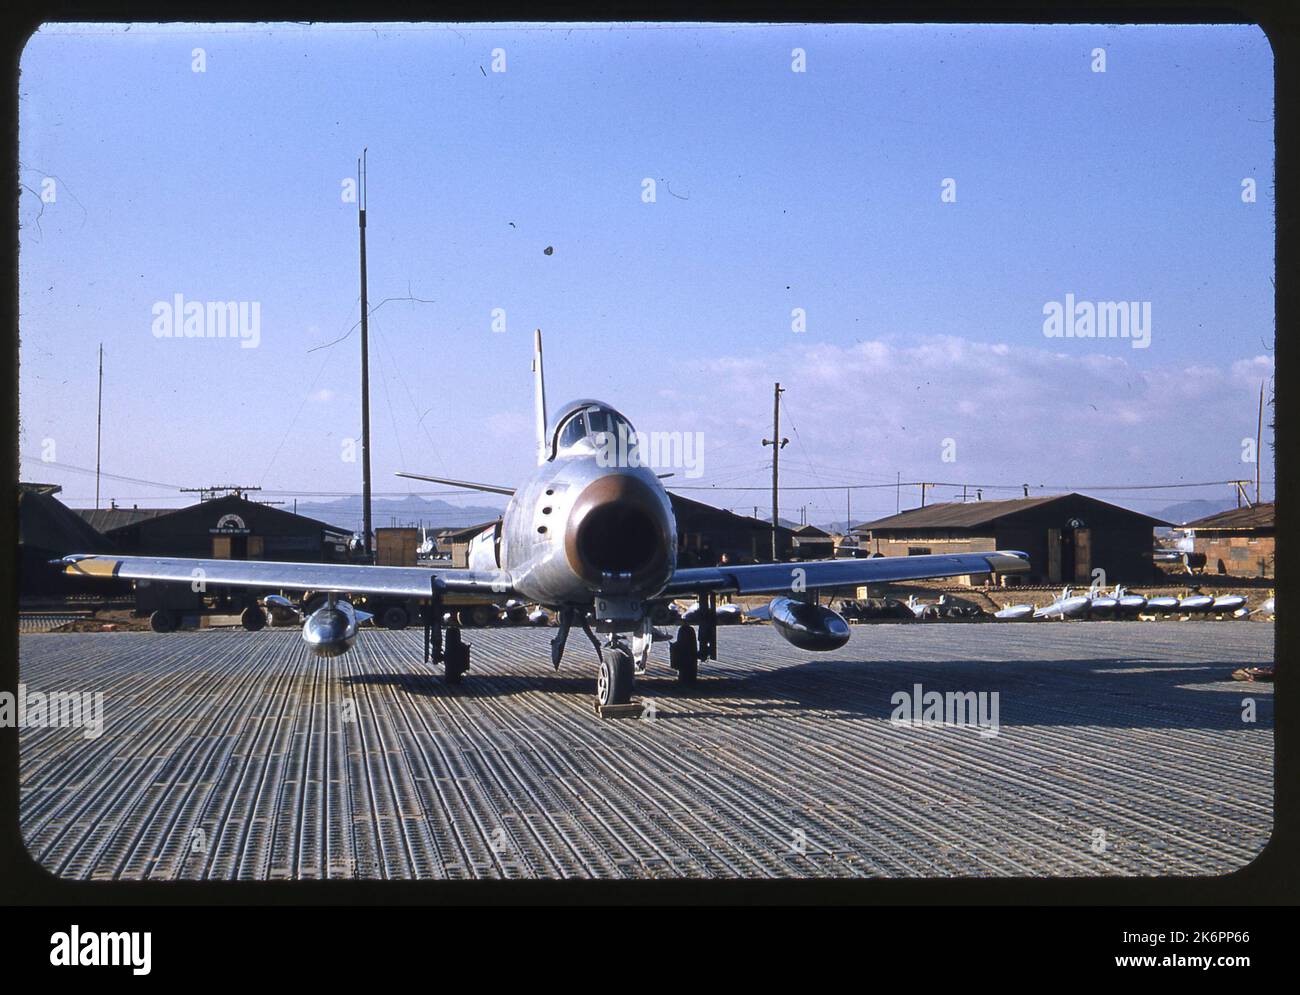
[668,477,1267,493]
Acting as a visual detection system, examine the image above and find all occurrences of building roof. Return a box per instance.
[1185,502,1275,531]
[855,493,1169,532]
[20,490,113,555]
[19,482,63,496]
[76,507,172,533]
[436,521,498,542]
[92,494,354,538]
[667,493,796,536]
[793,524,833,538]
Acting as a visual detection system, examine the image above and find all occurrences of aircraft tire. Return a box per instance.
[671,625,698,685]
[149,610,177,634]
[444,627,470,684]
[381,605,409,630]
[598,649,635,706]
[240,606,267,632]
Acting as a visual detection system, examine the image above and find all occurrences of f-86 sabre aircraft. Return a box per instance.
[61,330,1030,707]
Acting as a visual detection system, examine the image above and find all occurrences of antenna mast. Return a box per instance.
[95,343,103,509]
[533,329,548,465]
[1256,380,1264,505]
[358,149,373,559]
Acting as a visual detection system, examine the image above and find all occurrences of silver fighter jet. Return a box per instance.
[60,331,1030,707]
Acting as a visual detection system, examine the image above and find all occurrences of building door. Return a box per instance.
[1060,529,1076,584]
[1046,528,1062,583]
[1073,527,1092,583]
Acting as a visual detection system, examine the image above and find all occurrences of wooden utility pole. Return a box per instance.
[358,149,373,559]
[761,382,788,560]
[95,344,103,509]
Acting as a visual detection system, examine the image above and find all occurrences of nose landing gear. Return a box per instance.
[597,642,636,707]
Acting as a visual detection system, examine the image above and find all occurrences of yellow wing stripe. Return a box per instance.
[64,558,121,578]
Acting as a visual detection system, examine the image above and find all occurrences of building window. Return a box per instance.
[907,546,931,556]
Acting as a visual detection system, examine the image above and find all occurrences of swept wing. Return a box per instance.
[661,551,1030,597]
[59,554,510,602]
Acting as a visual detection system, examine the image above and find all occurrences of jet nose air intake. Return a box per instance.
[565,472,673,589]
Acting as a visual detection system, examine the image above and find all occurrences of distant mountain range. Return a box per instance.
[289,491,1244,538]
[292,494,505,534]
[818,497,1243,534]
[1150,497,1242,527]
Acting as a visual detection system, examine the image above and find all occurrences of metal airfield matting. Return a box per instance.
[18,623,1273,880]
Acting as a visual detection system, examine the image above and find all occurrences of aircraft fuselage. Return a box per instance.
[462,398,676,621]
[469,449,677,622]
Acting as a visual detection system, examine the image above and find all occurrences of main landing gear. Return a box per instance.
[669,625,698,685]
[669,592,717,687]
[424,588,471,685]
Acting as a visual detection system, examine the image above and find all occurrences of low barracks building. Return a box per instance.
[1185,502,1275,578]
[81,493,353,563]
[854,493,1168,585]
[670,494,795,565]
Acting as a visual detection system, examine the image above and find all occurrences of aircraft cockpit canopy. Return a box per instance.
[551,400,637,458]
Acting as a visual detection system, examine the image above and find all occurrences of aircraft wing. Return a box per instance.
[660,550,1030,597]
[58,555,512,602]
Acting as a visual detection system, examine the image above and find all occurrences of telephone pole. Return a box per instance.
[761,382,788,560]
[95,343,103,509]
[358,149,374,559]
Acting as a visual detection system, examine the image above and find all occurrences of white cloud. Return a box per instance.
[638,336,1275,512]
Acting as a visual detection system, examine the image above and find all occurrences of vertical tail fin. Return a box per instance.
[532,328,548,465]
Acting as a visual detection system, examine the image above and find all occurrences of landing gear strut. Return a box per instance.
[551,608,574,670]
[696,592,718,662]
[424,584,471,685]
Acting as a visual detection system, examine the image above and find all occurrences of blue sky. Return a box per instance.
[18,22,1274,526]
